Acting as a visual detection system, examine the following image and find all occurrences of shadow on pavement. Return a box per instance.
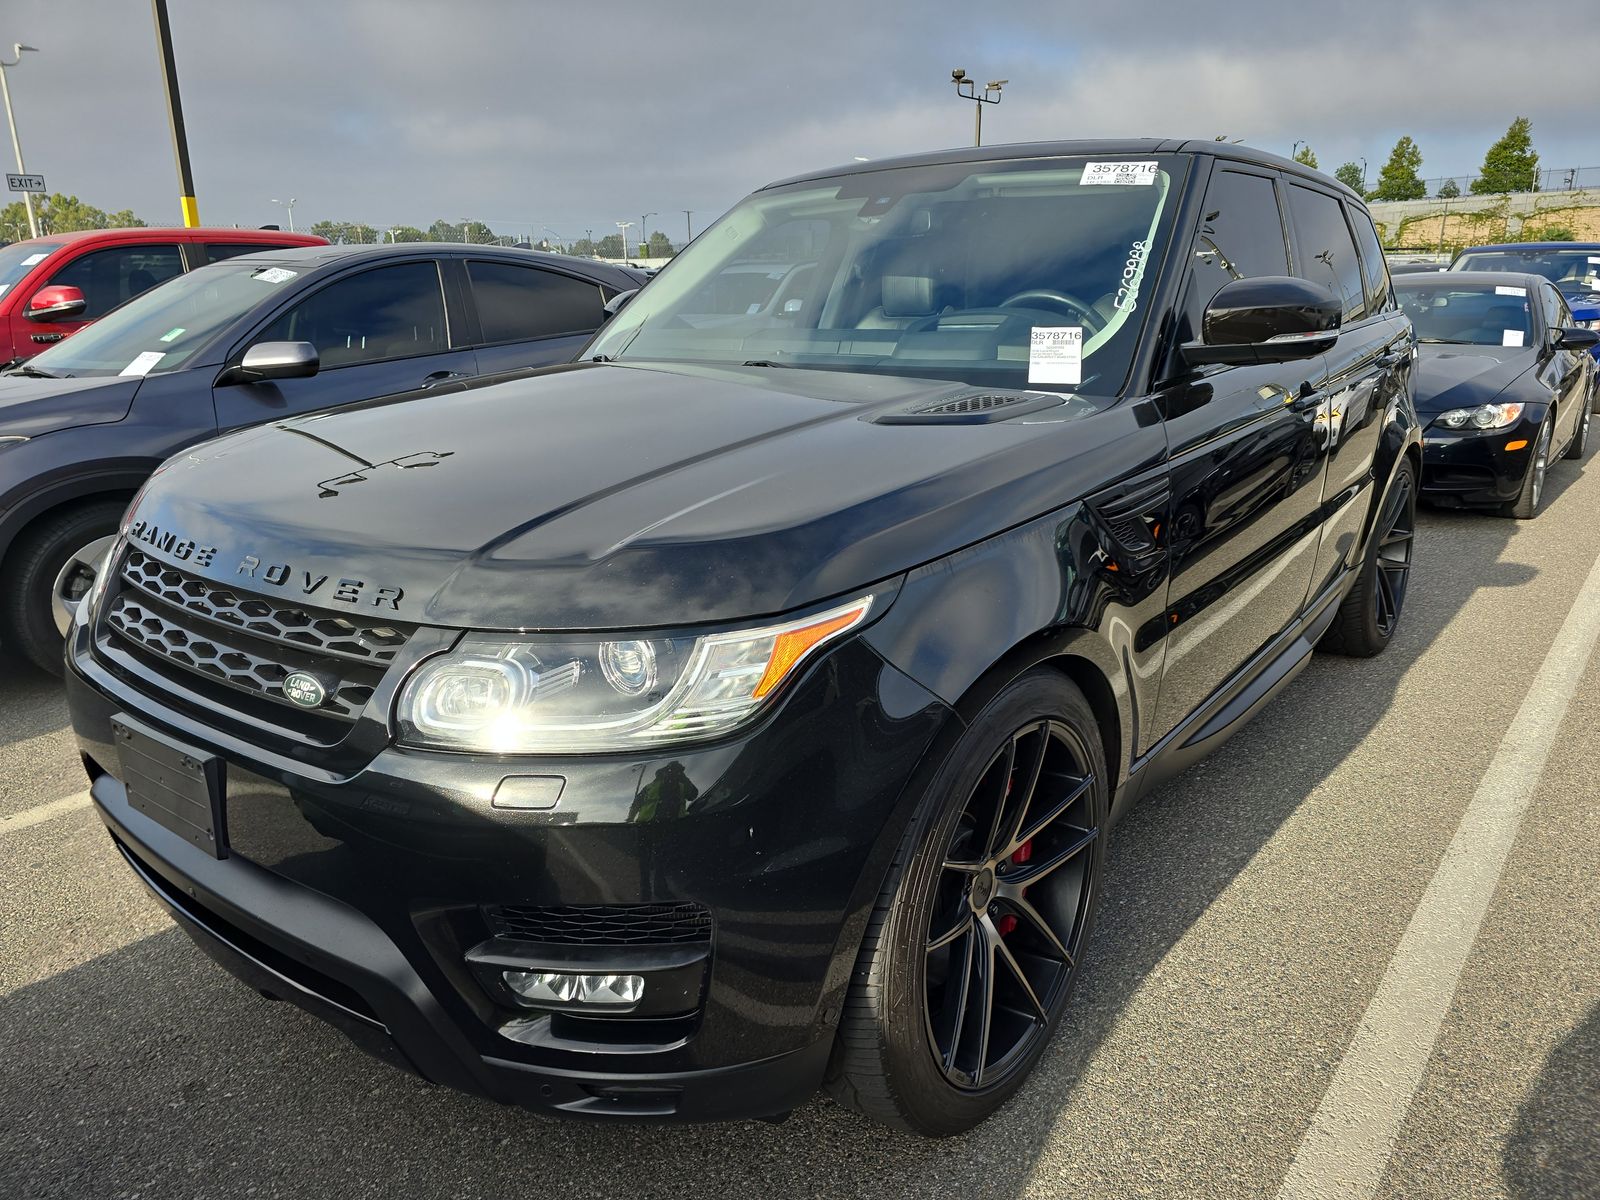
[1504,1001,1600,1199]
[0,653,69,750]
[0,497,1550,1200]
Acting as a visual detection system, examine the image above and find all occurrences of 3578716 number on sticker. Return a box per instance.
[1080,161,1159,187]
[1029,326,1083,385]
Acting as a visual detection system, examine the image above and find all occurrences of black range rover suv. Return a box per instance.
[65,141,1420,1136]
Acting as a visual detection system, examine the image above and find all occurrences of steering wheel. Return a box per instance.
[998,288,1105,332]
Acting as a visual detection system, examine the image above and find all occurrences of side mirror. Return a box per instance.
[603,289,639,317]
[1181,276,1341,367]
[217,340,320,385]
[24,285,87,322]
[1554,327,1600,353]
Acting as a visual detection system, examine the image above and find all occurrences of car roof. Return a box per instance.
[5,227,324,247]
[761,138,1367,204]
[205,241,643,284]
[1392,271,1552,290]
[1454,242,1600,255]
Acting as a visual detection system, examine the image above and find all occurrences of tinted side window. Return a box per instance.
[1183,170,1288,338]
[204,243,297,264]
[1541,283,1570,334]
[259,262,447,368]
[1347,205,1391,315]
[1286,184,1367,324]
[47,244,183,318]
[466,261,606,342]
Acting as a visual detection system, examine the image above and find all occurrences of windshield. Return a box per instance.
[25,259,302,378]
[1397,282,1533,347]
[1452,249,1600,294]
[588,155,1187,395]
[0,239,65,301]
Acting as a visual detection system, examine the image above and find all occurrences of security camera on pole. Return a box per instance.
[950,68,1006,147]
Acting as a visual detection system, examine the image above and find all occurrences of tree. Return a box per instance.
[1293,145,1319,170]
[646,230,674,257]
[388,225,427,243]
[595,233,625,258]
[1334,162,1365,192]
[427,219,461,242]
[569,237,598,257]
[1471,117,1538,195]
[1,193,147,238]
[1437,178,1461,199]
[1372,137,1426,201]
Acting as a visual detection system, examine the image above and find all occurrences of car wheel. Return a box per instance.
[1319,457,1416,658]
[1563,403,1589,461]
[0,500,124,675]
[826,669,1108,1136]
[1505,413,1554,520]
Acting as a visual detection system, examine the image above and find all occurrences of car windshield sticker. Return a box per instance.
[1080,161,1159,186]
[1495,285,1526,297]
[159,327,185,342]
[251,266,297,284]
[1029,327,1083,385]
[118,350,167,377]
[1588,256,1600,264]
[1502,329,1525,348]
[20,251,48,266]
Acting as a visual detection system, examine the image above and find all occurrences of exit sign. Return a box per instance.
[6,174,45,193]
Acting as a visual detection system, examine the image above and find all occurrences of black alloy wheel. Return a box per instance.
[923,720,1099,1089]
[1508,415,1554,520]
[1319,458,1416,657]
[827,671,1108,1135]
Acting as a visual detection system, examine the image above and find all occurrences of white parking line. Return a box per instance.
[0,790,92,835]
[1276,546,1600,1200]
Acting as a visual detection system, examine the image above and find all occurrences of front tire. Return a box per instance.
[0,501,124,675]
[1319,458,1416,658]
[1505,413,1554,519]
[826,670,1108,1136]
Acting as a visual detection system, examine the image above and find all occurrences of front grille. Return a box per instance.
[487,903,713,947]
[100,550,413,728]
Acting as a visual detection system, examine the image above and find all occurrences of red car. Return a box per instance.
[0,227,325,362]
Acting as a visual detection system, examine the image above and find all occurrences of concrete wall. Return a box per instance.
[1368,188,1600,250]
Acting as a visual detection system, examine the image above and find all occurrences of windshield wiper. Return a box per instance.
[4,363,58,379]
[742,359,790,368]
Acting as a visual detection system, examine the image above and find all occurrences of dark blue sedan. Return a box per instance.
[0,243,645,672]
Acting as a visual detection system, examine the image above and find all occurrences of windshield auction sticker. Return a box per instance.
[1502,329,1525,347]
[1029,326,1083,385]
[1494,285,1526,297]
[251,267,297,284]
[118,350,167,377]
[1080,161,1159,186]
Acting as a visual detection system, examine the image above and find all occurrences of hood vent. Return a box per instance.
[872,390,1066,426]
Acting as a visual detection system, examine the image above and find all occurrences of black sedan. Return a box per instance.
[0,244,645,672]
[1397,271,1598,517]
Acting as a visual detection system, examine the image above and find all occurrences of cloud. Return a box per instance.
[3,0,1597,237]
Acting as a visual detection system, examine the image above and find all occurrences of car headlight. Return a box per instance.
[1432,402,1525,431]
[1574,318,1600,332]
[396,595,875,753]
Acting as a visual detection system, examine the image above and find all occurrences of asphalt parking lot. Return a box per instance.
[3,454,1598,1200]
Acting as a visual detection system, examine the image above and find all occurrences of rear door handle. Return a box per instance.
[422,370,470,388]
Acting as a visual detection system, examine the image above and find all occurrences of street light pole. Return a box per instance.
[0,44,40,238]
[151,0,199,227]
[682,210,693,245]
[639,212,656,257]
[616,221,633,262]
[950,69,1005,147]
[270,197,297,232]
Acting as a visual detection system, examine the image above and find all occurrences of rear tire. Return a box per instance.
[826,669,1108,1136]
[0,500,124,675]
[1563,404,1589,461]
[1319,458,1416,658]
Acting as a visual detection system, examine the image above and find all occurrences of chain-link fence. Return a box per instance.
[1417,166,1600,199]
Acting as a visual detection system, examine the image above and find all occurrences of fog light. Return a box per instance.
[503,970,645,1009]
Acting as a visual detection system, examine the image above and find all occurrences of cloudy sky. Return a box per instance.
[5,0,1599,242]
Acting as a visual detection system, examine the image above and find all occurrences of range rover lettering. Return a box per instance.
[66,140,1420,1135]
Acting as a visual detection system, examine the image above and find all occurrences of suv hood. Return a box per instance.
[0,372,140,437]
[1413,345,1531,414]
[127,362,1144,630]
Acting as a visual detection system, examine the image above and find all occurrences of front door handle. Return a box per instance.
[421,370,470,388]
[1376,350,1407,368]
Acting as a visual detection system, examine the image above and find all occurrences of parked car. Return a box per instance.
[0,243,646,671]
[0,227,326,364]
[1396,271,1597,517]
[65,141,1419,1135]
[1450,243,1600,359]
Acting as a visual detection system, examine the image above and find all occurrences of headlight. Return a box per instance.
[1432,402,1525,431]
[1575,318,1600,332]
[396,595,875,753]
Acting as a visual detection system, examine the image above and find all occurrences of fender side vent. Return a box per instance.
[873,391,1066,425]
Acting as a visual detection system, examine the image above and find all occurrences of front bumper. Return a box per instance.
[66,628,952,1121]
[1419,415,1542,506]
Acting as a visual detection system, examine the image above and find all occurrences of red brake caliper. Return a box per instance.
[997,840,1033,936]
